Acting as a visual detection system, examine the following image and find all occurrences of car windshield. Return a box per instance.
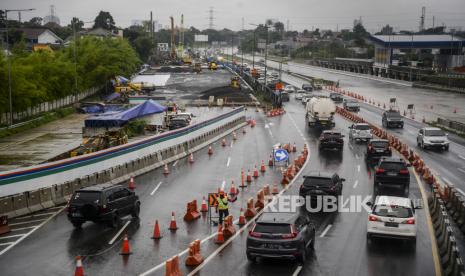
[386,111,401,118]
[254,223,291,234]
[371,141,388,148]
[323,132,341,138]
[355,125,370,130]
[425,129,445,136]
[373,205,412,218]
[303,177,332,187]
[379,161,406,170]
[72,191,100,204]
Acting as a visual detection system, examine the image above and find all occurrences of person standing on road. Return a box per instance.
[217,190,229,224]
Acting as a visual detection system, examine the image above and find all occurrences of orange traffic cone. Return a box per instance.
[128,177,135,190]
[242,127,246,134]
[240,169,247,188]
[222,138,227,147]
[74,256,84,276]
[189,153,194,163]
[169,212,178,230]
[229,180,237,196]
[271,183,279,195]
[268,155,274,166]
[208,145,213,155]
[260,160,266,173]
[215,224,225,244]
[120,234,132,255]
[163,164,170,175]
[454,108,457,113]
[253,165,259,178]
[292,143,297,153]
[237,208,246,226]
[152,220,162,239]
[246,170,252,183]
[201,197,208,213]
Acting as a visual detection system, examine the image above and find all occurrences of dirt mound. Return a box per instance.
[199,86,252,102]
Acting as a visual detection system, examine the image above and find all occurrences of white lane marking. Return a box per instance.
[320,224,332,237]
[226,157,231,167]
[172,160,178,167]
[8,219,46,226]
[355,153,360,159]
[15,212,57,219]
[108,220,131,245]
[10,226,36,232]
[150,181,163,196]
[407,129,416,135]
[0,207,65,256]
[264,124,269,129]
[349,144,354,150]
[221,180,226,190]
[268,128,274,138]
[456,188,465,197]
[357,165,361,172]
[353,180,359,189]
[230,141,233,148]
[0,242,14,247]
[287,113,308,142]
[0,234,25,240]
[459,155,465,161]
[292,266,303,276]
[457,168,465,174]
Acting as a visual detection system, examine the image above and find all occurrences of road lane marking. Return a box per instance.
[221,180,226,190]
[357,165,361,172]
[0,242,14,247]
[0,206,65,256]
[319,224,332,237]
[292,266,303,276]
[108,220,131,245]
[8,219,46,226]
[287,113,308,142]
[456,188,465,197]
[457,168,465,174]
[15,212,57,219]
[150,182,163,196]
[226,157,231,167]
[459,155,465,160]
[355,153,360,159]
[10,226,36,232]
[349,144,354,150]
[0,234,25,240]
[353,180,359,189]
[172,160,178,167]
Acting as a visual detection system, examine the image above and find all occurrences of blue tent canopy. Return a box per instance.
[85,100,167,128]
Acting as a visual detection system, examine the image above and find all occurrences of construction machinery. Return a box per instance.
[208,62,217,70]
[113,76,142,93]
[231,76,241,89]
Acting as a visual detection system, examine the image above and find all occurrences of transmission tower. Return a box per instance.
[208,7,215,29]
[419,6,426,32]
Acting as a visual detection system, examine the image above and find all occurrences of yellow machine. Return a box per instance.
[113,76,141,93]
[183,55,192,64]
[231,77,240,89]
[209,62,217,70]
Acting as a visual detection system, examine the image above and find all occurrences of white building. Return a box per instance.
[20,28,63,45]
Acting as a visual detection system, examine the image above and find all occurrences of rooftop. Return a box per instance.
[369,34,465,49]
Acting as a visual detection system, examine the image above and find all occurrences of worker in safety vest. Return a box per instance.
[217,190,229,224]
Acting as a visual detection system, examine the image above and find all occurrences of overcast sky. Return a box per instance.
[3,0,465,33]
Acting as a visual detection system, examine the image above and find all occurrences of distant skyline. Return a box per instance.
[3,0,465,33]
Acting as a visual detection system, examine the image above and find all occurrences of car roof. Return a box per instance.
[303,172,334,178]
[374,196,412,208]
[257,212,298,224]
[78,183,121,192]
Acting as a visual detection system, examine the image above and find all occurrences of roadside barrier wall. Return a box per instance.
[0,107,246,218]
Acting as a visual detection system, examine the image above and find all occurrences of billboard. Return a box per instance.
[195,35,208,42]
[157,43,169,52]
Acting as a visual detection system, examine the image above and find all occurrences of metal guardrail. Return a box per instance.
[437,118,465,133]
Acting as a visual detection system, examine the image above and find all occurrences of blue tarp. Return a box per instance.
[85,100,167,127]
[104,92,121,102]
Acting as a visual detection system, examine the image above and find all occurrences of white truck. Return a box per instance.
[306,97,336,128]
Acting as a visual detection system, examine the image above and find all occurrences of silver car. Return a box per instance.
[348,123,373,141]
[417,127,449,151]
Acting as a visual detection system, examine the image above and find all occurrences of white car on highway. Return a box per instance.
[295,90,306,100]
[416,127,449,151]
[348,123,373,141]
[284,85,296,93]
[366,196,417,245]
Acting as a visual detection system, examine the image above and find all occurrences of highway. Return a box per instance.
[0,95,438,275]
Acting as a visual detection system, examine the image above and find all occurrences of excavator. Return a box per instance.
[112,76,142,93]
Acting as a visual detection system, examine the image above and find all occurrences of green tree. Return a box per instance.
[69,17,84,31]
[27,17,43,26]
[93,11,116,30]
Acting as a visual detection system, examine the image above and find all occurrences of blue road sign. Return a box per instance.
[274,149,289,162]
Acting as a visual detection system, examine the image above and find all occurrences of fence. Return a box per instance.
[0,86,102,125]
[437,118,465,133]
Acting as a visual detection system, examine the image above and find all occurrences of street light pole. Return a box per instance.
[3,8,35,126]
[264,25,269,88]
[252,30,256,69]
[72,20,78,103]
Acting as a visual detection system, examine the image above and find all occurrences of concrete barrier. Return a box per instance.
[12,194,28,217]
[61,181,74,197]
[51,184,67,205]
[39,187,54,209]
[27,190,43,213]
[0,197,14,218]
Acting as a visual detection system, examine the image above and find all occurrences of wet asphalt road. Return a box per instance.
[0,98,436,276]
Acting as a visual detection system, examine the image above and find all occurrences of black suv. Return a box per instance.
[382,110,404,128]
[329,93,343,103]
[299,172,345,207]
[302,84,313,92]
[246,211,315,264]
[67,184,140,228]
[374,157,411,196]
[365,139,392,162]
[319,130,344,151]
[169,118,189,130]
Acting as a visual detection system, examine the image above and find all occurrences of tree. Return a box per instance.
[28,17,43,26]
[378,24,393,35]
[93,11,116,30]
[69,17,84,31]
[273,21,284,33]
[353,23,368,47]
[313,28,320,37]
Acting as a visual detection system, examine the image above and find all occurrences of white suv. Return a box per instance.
[348,123,373,141]
[417,127,449,151]
[366,196,417,245]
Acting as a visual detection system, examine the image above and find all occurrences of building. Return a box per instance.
[369,34,465,73]
[19,28,63,46]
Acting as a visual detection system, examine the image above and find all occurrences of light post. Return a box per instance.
[250,23,269,87]
[2,8,35,126]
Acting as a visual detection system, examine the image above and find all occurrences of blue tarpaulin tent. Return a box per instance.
[85,100,167,127]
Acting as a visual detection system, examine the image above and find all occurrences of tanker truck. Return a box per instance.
[305,97,336,128]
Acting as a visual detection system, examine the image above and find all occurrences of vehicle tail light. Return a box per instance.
[368,215,378,222]
[399,169,409,174]
[99,205,108,212]
[338,138,344,143]
[403,218,415,224]
[249,230,262,238]
[282,225,298,239]
[376,168,385,174]
[66,199,71,212]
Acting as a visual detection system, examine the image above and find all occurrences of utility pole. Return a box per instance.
[264,24,269,88]
[3,8,35,126]
[252,30,256,69]
[72,19,78,102]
